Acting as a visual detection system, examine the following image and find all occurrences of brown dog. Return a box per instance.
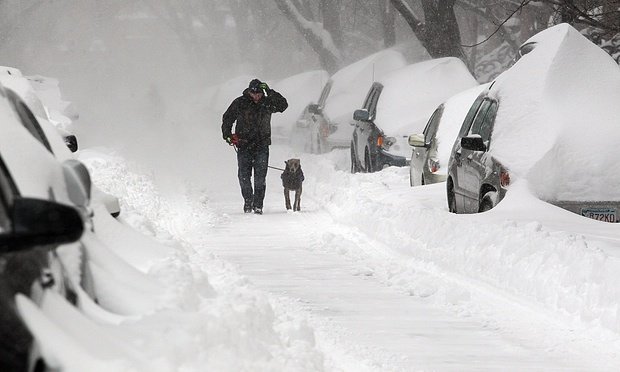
[281,159,304,211]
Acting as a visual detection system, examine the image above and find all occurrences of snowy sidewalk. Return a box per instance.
[197,196,582,371]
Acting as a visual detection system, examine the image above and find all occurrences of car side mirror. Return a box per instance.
[461,135,487,152]
[408,133,427,148]
[0,198,84,252]
[62,159,91,208]
[353,109,370,122]
[307,103,321,115]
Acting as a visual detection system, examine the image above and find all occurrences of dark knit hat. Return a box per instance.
[248,79,262,93]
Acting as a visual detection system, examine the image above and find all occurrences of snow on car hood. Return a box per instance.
[323,49,407,124]
[374,57,478,137]
[488,23,620,201]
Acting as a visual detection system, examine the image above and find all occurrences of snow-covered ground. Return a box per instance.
[55,107,620,370]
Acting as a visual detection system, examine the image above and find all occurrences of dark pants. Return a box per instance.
[237,146,269,209]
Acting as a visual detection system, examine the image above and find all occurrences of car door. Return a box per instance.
[412,107,442,185]
[353,85,377,164]
[451,95,486,211]
[459,98,495,212]
[360,85,382,169]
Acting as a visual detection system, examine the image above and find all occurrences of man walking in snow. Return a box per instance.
[222,78,288,214]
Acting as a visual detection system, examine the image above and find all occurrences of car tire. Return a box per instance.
[447,180,457,213]
[350,145,358,174]
[364,150,373,173]
[479,191,497,212]
[421,175,425,185]
[409,170,414,186]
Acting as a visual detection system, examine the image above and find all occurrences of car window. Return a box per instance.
[459,94,485,138]
[7,91,53,154]
[515,42,537,62]
[478,101,498,143]
[0,156,17,232]
[469,99,492,136]
[362,87,375,110]
[318,81,332,107]
[424,106,443,144]
[367,86,382,118]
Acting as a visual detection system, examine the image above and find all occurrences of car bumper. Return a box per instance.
[550,200,620,223]
[377,150,409,168]
[425,172,447,184]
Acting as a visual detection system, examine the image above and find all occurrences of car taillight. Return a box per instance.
[500,170,510,187]
[377,136,396,150]
[428,158,440,173]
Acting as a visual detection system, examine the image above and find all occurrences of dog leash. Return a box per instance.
[231,144,286,172]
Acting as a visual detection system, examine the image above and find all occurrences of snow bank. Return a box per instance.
[301,148,620,339]
[75,149,328,371]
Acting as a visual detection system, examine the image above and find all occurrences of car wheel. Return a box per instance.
[364,150,373,173]
[479,191,497,212]
[447,180,457,213]
[350,145,358,174]
[421,174,425,185]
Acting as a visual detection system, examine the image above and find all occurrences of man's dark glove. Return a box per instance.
[225,134,239,146]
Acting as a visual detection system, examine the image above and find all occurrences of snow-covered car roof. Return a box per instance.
[487,23,620,201]
[323,49,407,124]
[375,57,478,135]
[271,70,329,138]
[433,83,489,173]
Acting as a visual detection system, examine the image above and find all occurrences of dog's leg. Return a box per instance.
[294,186,302,211]
[284,188,292,210]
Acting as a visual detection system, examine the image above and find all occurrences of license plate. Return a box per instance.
[581,207,617,222]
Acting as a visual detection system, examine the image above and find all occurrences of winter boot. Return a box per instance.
[253,207,263,215]
[244,201,253,213]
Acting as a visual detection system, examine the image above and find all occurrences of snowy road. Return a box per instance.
[80,141,620,371]
[202,198,579,371]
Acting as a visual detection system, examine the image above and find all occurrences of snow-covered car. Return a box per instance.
[0,66,79,152]
[351,57,478,173]
[27,74,80,151]
[408,84,488,186]
[0,67,120,217]
[0,84,90,371]
[446,23,620,222]
[295,50,407,153]
[271,70,328,145]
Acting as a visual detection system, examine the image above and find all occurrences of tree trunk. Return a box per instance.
[273,0,342,73]
[420,0,466,60]
[381,0,396,47]
[321,0,344,49]
[390,0,466,62]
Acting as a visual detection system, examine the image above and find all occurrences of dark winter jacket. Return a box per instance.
[281,167,305,190]
[221,88,288,150]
